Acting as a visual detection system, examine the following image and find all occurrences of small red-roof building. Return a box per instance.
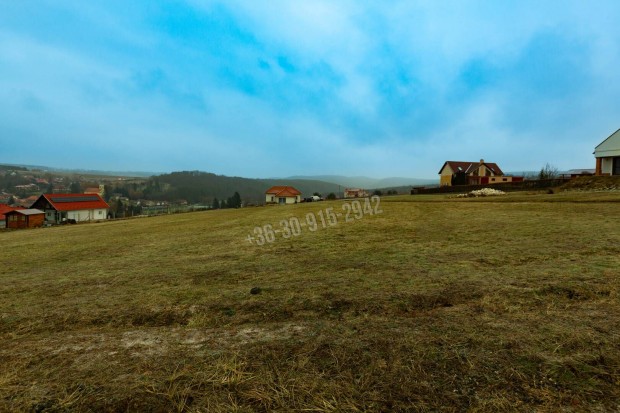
[5,209,45,229]
[0,204,25,227]
[84,184,105,197]
[265,186,302,204]
[438,159,521,186]
[344,188,369,199]
[30,193,110,224]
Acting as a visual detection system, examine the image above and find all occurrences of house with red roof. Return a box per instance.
[0,204,24,227]
[344,188,369,199]
[84,185,105,197]
[438,159,521,186]
[265,186,302,204]
[30,193,110,224]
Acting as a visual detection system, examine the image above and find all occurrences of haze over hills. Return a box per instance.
[280,175,436,189]
[2,163,436,187]
[0,163,158,178]
[4,164,421,205]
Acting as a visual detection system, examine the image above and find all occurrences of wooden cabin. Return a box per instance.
[5,209,45,229]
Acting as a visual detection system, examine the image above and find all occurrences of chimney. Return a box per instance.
[479,159,484,164]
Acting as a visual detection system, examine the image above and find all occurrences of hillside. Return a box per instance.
[1,192,619,411]
[1,164,431,207]
[147,171,344,204]
[0,166,346,206]
[560,175,620,191]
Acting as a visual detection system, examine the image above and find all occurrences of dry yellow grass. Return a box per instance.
[1,192,619,411]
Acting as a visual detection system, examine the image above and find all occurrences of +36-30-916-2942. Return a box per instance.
[246,195,383,246]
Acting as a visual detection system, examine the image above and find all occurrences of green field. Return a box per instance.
[1,192,619,412]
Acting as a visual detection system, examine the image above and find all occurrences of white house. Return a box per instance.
[30,193,110,224]
[265,186,302,204]
[594,128,620,176]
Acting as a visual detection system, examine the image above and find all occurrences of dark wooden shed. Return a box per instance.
[5,209,45,229]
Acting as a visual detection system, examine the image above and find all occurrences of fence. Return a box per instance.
[411,178,572,195]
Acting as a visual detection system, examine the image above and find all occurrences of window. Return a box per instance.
[502,178,507,182]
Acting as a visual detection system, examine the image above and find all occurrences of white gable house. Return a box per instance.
[595,128,620,176]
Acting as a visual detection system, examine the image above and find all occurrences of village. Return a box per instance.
[2,128,619,230]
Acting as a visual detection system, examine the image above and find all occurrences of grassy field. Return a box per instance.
[1,191,619,412]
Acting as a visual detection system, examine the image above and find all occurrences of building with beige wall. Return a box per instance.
[265,186,302,204]
[344,188,369,198]
[438,160,504,186]
[594,129,620,176]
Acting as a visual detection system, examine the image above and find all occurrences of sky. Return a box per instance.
[1,1,620,179]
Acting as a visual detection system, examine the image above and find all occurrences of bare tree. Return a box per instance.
[538,163,559,180]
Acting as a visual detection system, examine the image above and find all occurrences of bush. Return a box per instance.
[539,163,558,180]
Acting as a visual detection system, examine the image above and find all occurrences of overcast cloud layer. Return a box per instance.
[1,1,619,178]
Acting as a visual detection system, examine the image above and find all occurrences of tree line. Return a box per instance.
[211,192,242,209]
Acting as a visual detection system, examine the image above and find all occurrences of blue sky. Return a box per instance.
[1,1,619,178]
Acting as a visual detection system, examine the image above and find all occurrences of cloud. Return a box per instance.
[1,1,620,177]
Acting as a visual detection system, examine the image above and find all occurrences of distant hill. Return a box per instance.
[0,164,28,172]
[125,171,436,205]
[0,163,157,177]
[280,175,436,189]
[148,171,343,204]
[1,162,433,203]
